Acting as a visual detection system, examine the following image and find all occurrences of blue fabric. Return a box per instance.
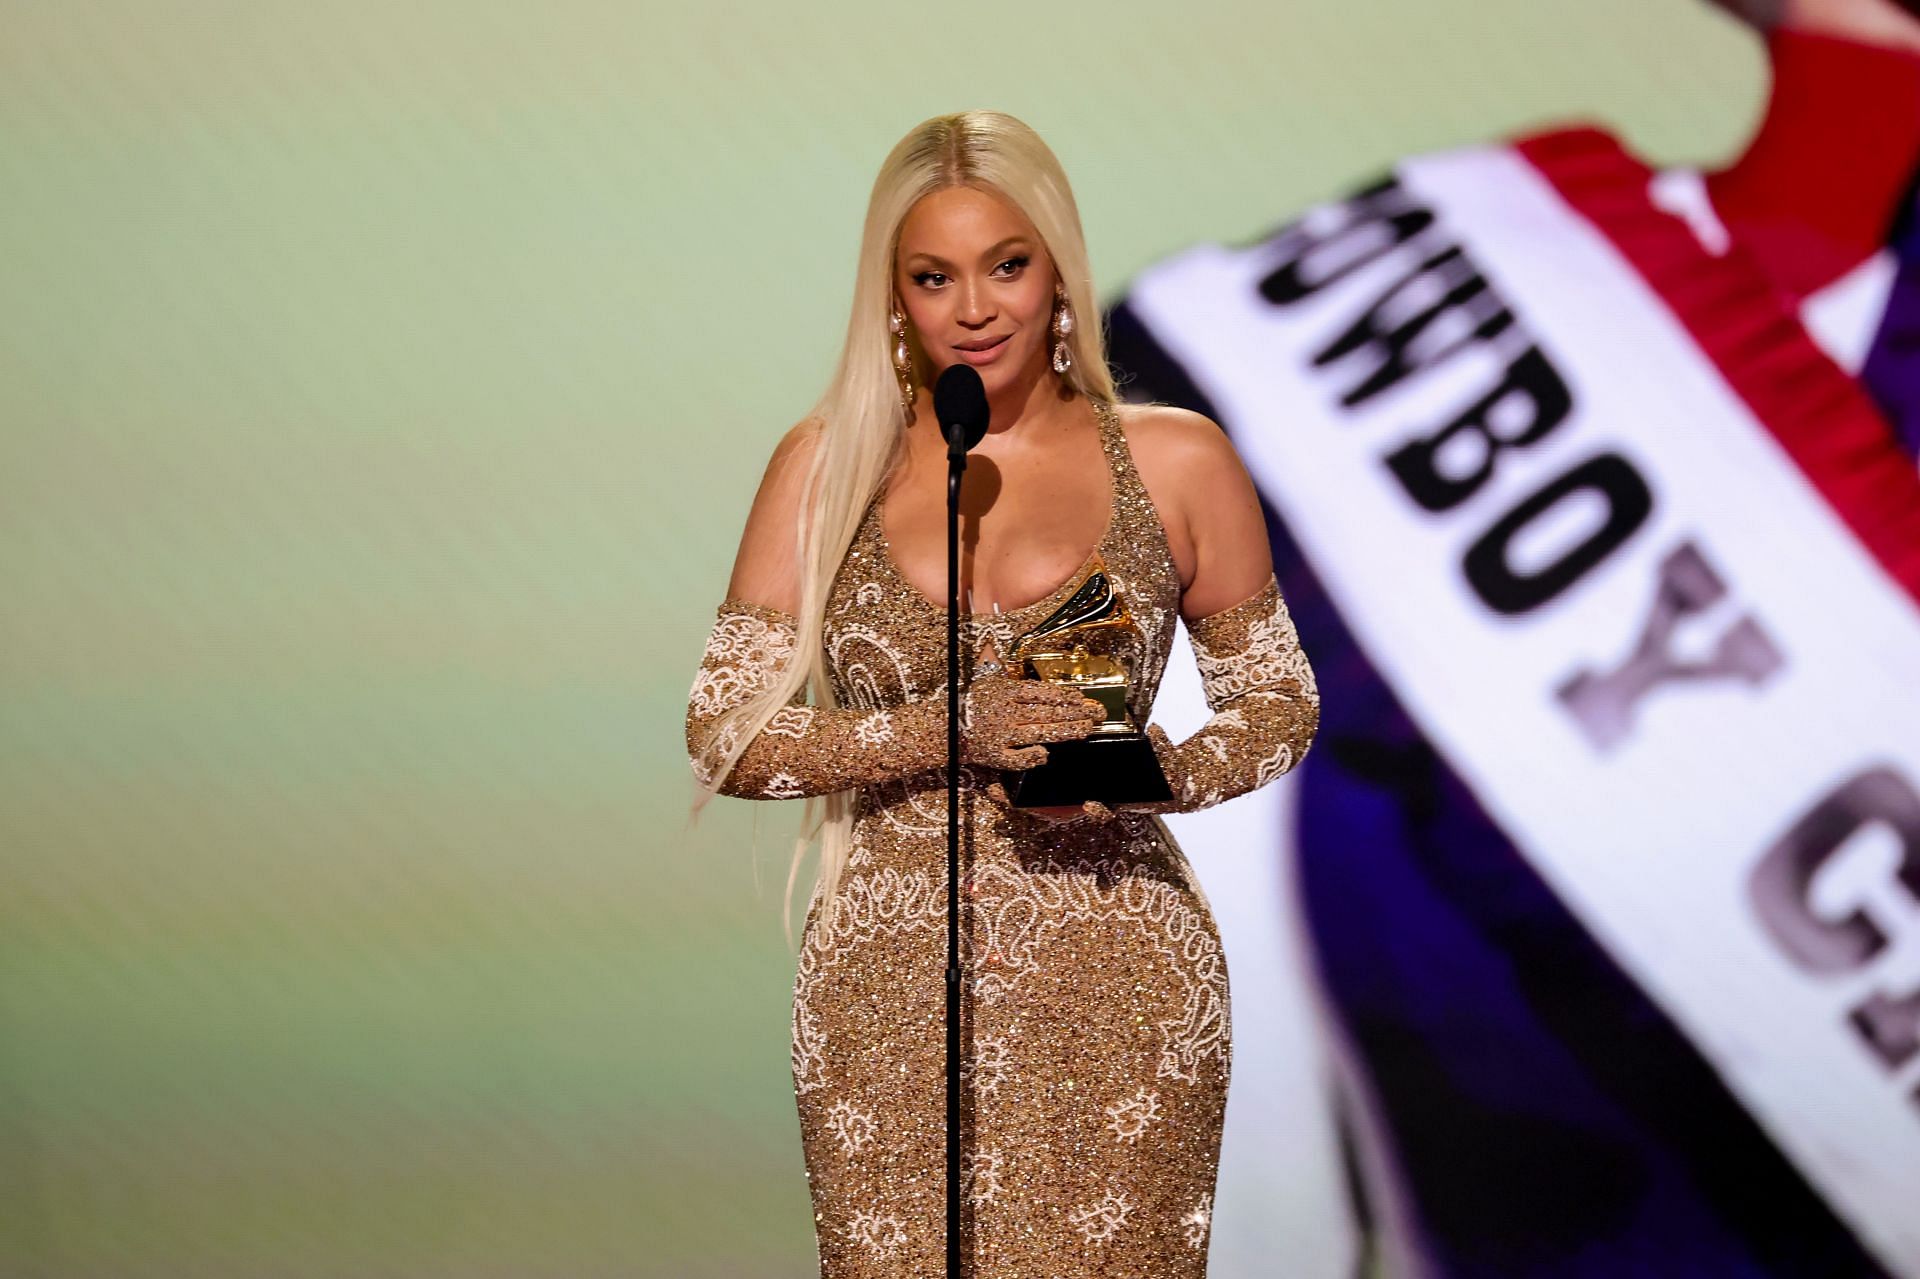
[1860,181,1920,462]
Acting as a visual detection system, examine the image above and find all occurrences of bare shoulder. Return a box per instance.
[1113,401,1258,535]
[723,417,825,613]
[1114,402,1272,619]
[1115,402,1246,490]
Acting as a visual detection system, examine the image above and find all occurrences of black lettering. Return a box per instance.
[1462,453,1652,615]
[1313,245,1515,408]
[1385,345,1572,512]
[1255,178,1434,307]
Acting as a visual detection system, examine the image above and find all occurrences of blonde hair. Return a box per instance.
[690,110,1119,947]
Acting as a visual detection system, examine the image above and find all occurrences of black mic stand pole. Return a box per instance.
[944,435,966,1279]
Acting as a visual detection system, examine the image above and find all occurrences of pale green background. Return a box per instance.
[1,2,1760,1275]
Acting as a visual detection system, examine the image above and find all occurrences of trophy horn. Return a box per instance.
[1010,554,1133,666]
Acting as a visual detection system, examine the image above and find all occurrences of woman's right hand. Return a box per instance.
[960,673,1103,770]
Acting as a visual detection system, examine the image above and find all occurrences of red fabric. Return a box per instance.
[1514,124,1920,609]
[1705,27,1920,301]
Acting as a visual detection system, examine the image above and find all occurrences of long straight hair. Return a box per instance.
[690,110,1119,947]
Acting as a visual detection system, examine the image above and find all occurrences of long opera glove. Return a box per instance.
[686,599,950,800]
[1133,574,1321,814]
[686,599,1095,800]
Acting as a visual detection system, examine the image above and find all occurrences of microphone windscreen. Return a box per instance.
[933,364,990,453]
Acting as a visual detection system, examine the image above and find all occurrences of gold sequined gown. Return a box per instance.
[687,401,1320,1277]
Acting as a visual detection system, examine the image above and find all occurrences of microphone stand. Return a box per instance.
[932,361,986,1277]
[944,434,966,1279]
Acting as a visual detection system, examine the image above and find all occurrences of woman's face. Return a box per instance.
[893,184,1059,396]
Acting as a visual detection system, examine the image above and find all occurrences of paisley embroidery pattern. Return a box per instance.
[969,854,1230,1084]
[964,1145,1005,1207]
[845,1209,908,1259]
[688,608,794,718]
[1149,578,1322,814]
[1106,1087,1163,1143]
[825,1098,879,1156]
[1068,1187,1135,1245]
[1192,580,1317,706]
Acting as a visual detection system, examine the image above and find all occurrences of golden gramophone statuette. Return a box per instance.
[1001,555,1173,808]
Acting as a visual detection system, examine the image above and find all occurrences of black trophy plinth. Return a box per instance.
[1002,731,1172,807]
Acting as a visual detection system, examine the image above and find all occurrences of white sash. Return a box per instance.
[1132,142,1920,1274]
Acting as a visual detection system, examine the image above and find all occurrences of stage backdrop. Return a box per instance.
[0,3,1788,1276]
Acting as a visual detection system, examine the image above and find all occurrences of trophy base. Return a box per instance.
[1003,732,1174,808]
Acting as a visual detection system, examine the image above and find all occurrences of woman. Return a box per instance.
[685,110,1319,1276]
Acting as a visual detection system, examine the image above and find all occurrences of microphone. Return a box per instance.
[933,364,990,460]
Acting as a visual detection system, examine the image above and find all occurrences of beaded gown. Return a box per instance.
[686,401,1320,1277]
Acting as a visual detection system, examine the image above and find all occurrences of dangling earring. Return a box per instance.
[889,306,916,414]
[1051,288,1075,376]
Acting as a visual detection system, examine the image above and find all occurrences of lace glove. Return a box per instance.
[1127,573,1320,816]
[686,599,1101,800]
[960,670,1104,769]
